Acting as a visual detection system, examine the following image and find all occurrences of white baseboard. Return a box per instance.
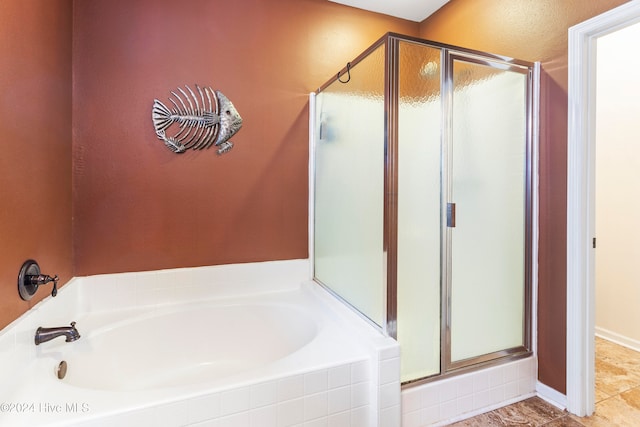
[595,327,640,353]
[536,381,567,410]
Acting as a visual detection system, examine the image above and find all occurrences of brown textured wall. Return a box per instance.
[418,0,629,394]
[0,1,72,329]
[72,0,418,275]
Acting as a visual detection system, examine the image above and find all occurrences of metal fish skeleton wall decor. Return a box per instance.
[152,85,243,155]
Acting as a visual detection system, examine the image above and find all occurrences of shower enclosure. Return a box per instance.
[310,33,538,385]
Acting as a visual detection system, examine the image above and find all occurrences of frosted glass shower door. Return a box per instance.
[447,56,530,367]
[314,45,386,327]
[396,41,442,382]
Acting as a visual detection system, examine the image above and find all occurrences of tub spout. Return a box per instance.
[35,321,80,345]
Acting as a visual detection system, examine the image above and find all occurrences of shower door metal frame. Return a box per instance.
[312,33,537,385]
[314,35,394,336]
[385,37,399,339]
[440,49,535,374]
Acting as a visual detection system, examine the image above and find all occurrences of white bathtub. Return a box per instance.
[0,260,401,427]
[60,301,319,392]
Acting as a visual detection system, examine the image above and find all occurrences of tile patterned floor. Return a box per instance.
[447,338,640,426]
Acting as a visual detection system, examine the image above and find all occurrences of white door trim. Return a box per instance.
[566,0,640,416]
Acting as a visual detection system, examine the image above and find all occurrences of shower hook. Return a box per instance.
[337,62,351,83]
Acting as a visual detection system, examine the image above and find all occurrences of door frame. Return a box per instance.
[567,0,640,416]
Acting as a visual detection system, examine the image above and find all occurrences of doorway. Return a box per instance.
[567,0,640,417]
[594,22,640,352]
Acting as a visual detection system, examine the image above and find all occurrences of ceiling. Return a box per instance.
[328,0,449,22]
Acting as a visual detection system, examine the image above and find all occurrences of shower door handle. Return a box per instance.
[447,203,456,228]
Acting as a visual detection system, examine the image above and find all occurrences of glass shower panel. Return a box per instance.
[314,45,386,326]
[396,41,442,381]
[448,59,528,364]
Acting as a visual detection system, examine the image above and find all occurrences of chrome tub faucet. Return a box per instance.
[35,322,80,345]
